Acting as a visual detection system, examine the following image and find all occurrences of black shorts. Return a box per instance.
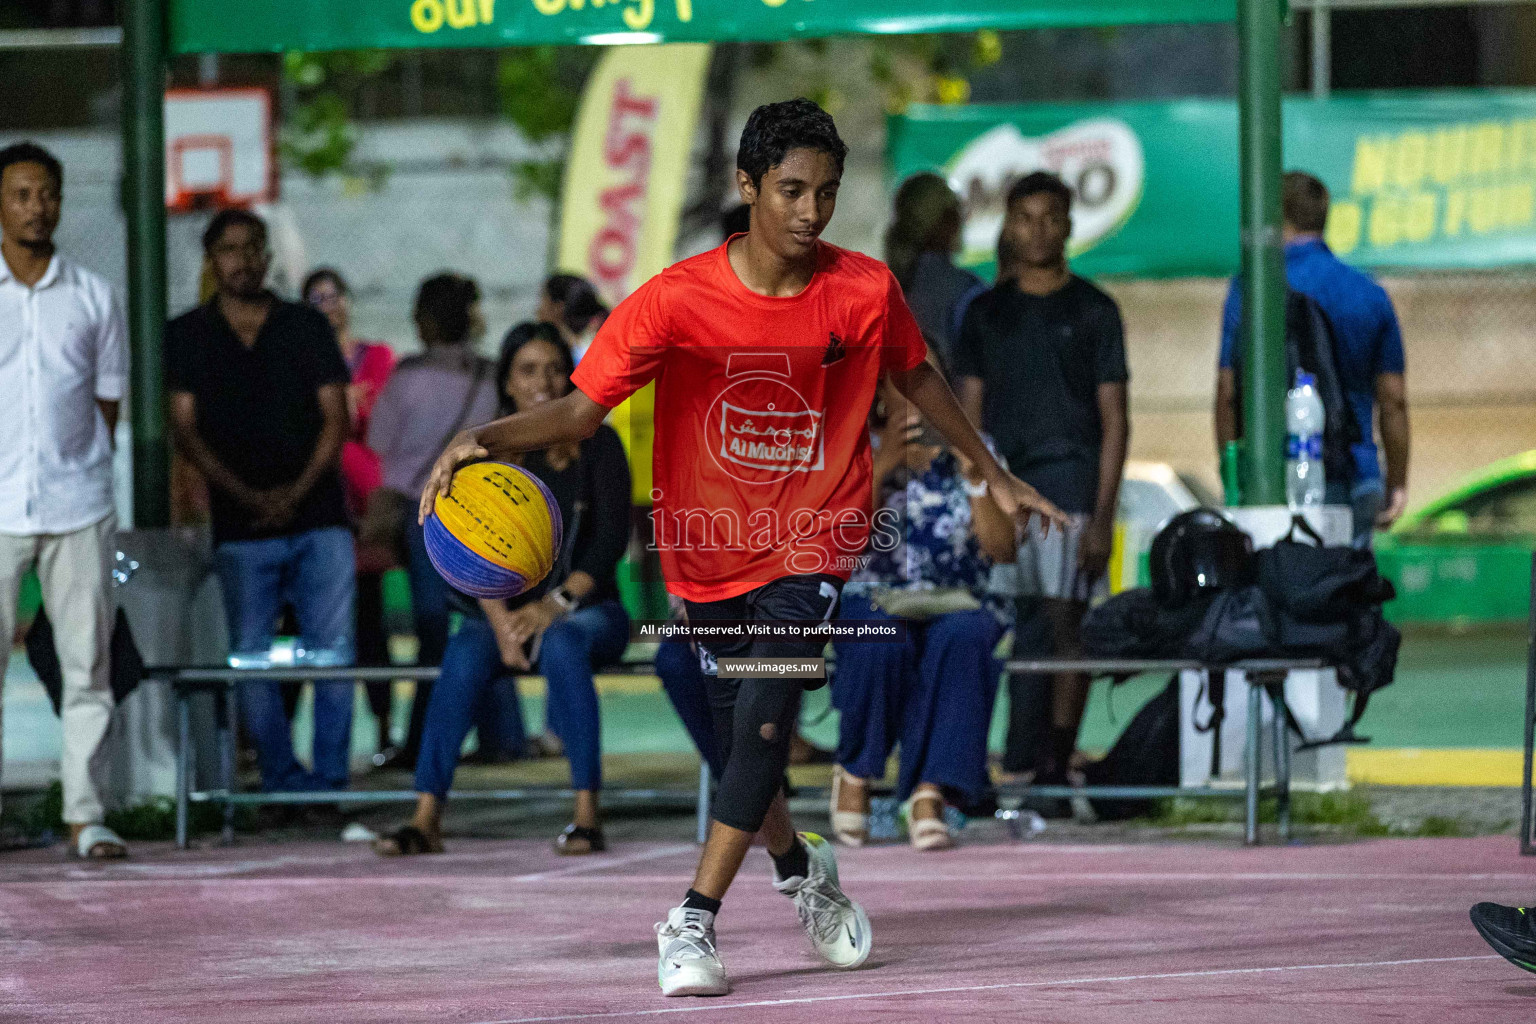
[683,572,843,689]
[682,573,842,832]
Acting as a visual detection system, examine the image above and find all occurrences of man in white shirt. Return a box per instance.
[0,142,129,858]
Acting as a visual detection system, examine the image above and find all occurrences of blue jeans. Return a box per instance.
[654,638,723,779]
[831,593,1002,803]
[412,617,524,783]
[1325,479,1386,549]
[215,526,356,792]
[403,520,450,756]
[471,673,529,761]
[415,600,629,797]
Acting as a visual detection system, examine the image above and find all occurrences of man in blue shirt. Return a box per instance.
[1215,171,1411,545]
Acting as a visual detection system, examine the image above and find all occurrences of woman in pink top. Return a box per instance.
[305,268,397,752]
[304,269,394,519]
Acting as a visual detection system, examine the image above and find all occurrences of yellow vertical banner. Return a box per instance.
[557,42,712,503]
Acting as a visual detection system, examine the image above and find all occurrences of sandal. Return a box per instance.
[527,732,564,759]
[554,823,606,856]
[789,733,835,766]
[830,765,870,847]
[371,825,443,857]
[73,824,128,860]
[906,792,954,852]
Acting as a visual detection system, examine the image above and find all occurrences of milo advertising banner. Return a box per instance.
[889,89,1536,278]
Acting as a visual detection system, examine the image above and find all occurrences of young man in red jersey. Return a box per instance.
[420,99,1066,997]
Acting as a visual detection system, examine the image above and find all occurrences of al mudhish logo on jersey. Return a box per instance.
[720,403,823,471]
[706,353,825,484]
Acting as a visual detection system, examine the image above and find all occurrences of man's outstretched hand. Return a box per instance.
[986,469,1071,536]
[418,429,489,524]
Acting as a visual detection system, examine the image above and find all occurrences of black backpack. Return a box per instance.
[1231,288,1363,487]
[1082,676,1181,820]
[25,605,145,712]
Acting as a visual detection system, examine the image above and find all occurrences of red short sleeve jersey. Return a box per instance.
[571,240,928,602]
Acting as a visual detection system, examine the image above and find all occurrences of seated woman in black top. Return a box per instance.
[375,322,633,856]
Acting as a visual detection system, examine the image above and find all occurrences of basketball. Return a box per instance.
[423,462,563,599]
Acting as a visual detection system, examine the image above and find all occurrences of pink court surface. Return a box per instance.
[4,835,1534,1022]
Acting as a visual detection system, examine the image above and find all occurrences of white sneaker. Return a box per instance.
[773,832,873,968]
[656,906,730,997]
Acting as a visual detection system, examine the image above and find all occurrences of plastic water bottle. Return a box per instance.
[1285,370,1326,508]
[869,796,900,841]
[226,637,351,670]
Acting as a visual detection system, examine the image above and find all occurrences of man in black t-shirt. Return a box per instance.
[166,209,357,794]
[955,171,1130,794]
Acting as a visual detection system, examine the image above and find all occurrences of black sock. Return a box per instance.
[1047,726,1077,777]
[682,889,722,916]
[772,836,809,881]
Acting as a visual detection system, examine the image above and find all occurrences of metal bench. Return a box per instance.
[157,655,1323,850]
[1001,657,1326,845]
[153,661,709,849]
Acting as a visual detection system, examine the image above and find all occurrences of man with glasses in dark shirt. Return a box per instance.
[955,171,1130,797]
[166,209,356,794]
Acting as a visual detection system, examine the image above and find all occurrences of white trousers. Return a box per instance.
[0,515,116,824]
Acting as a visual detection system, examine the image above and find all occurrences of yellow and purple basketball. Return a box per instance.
[424,462,563,599]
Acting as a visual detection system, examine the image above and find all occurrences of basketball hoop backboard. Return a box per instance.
[164,87,274,212]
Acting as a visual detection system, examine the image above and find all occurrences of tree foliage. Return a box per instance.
[280,50,395,178]
[275,33,1005,195]
[496,46,601,202]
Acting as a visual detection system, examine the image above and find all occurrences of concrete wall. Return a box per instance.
[3,114,886,356]
[1104,273,1536,509]
[0,121,561,352]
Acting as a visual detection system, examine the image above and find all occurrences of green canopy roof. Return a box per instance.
[172,0,1235,55]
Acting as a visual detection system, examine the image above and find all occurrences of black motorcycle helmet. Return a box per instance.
[1150,508,1256,606]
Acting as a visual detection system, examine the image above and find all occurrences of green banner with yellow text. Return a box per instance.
[169,0,1234,55]
[889,89,1536,279]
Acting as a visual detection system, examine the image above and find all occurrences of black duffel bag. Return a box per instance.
[1186,585,1276,664]
[1081,587,1216,661]
[1255,516,1394,621]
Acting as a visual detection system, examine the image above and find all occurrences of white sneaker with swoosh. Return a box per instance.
[772,832,873,968]
[656,906,730,997]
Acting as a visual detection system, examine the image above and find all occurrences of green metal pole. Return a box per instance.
[121,0,169,528]
[1237,0,1288,506]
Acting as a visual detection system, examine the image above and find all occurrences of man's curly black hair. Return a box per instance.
[0,141,62,190]
[736,98,848,188]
